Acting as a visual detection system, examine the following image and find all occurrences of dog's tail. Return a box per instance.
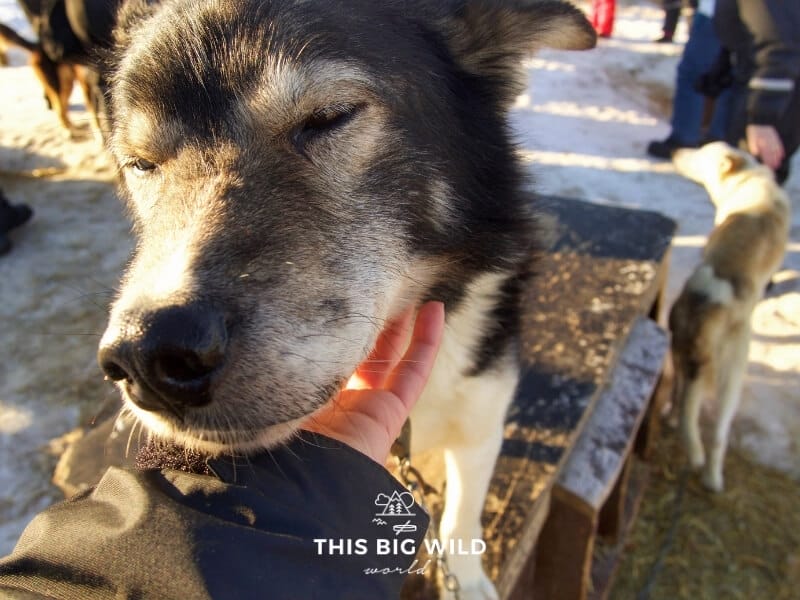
[0,23,37,53]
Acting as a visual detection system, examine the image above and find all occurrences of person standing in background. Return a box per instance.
[656,0,685,43]
[647,0,731,159]
[714,0,800,185]
[591,0,615,38]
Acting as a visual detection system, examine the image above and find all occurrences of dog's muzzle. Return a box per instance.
[98,302,228,416]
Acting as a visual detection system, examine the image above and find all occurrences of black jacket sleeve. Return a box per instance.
[716,0,800,127]
[0,433,429,600]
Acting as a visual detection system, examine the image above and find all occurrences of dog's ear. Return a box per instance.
[718,148,748,177]
[437,0,596,104]
[112,0,161,54]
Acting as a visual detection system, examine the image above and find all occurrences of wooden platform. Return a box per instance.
[484,196,675,598]
[530,317,668,600]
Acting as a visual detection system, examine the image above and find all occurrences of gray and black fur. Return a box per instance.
[97,2,594,595]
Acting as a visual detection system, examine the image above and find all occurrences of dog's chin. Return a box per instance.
[126,401,307,456]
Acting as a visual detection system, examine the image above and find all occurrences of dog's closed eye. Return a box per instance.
[292,103,363,156]
[128,157,158,175]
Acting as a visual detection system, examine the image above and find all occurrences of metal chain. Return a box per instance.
[398,457,461,599]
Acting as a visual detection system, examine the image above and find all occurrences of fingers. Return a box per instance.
[384,301,445,412]
[349,305,416,390]
[333,301,444,452]
[302,301,445,463]
[746,124,785,170]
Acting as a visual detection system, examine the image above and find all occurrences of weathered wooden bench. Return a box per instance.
[531,317,667,599]
[484,195,675,599]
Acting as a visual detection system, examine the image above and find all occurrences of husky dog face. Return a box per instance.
[98,0,595,453]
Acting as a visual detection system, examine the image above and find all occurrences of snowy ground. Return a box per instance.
[1,0,798,555]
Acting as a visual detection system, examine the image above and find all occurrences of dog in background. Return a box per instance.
[3,0,119,139]
[0,21,91,137]
[96,0,595,597]
[0,31,8,65]
[670,142,790,492]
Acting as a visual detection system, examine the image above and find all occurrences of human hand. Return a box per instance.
[746,124,785,170]
[302,301,445,464]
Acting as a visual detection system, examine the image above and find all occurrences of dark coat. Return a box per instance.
[714,0,800,182]
[0,433,429,599]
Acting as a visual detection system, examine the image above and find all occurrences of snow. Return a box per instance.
[1,0,798,555]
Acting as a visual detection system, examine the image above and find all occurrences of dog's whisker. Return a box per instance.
[139,422,148,449]
[360,359,425,367]
[222,414,239,451]
[359,358,424,364]
[279,351,334,371]
[60,281,116,296]
[30,331,104,337]
[296,333,360,343]
[322,312,388,328]
[279,435,301,462]
[125,420,138,459]
[81,275,119,293]
[229,450,239,477]
[56,284,116,311]
[356,359,396,364]
[265,447,289,481]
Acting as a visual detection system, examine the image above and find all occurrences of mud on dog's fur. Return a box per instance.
[97,1,595,596]
[670,142,790,492]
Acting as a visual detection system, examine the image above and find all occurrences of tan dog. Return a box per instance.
[670,142,790,491]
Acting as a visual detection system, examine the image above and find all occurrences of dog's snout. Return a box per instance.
[99,303,228,413]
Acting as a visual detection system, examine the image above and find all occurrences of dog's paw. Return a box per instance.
[701,468,724,493]
[688,448,705,470]
[443,573,499,600]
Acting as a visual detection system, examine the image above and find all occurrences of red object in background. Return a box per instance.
[591,0,616,37]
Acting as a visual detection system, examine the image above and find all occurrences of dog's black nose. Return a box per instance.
[98,303,227,413]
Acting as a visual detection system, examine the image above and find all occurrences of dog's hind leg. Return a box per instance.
[703,326,750,492]
[680,371,708,470]
[30,51,73,136]
[74,66,104,143]
[667,353,684,429]
[57,63,77,136]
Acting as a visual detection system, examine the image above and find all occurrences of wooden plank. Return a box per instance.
[513,319,667,600]
[597,455,632,544]
[487,198,675,591]
[589,459,650,600]
[556,317,668,511]
[532,485,597,600]
[503,490,551,600]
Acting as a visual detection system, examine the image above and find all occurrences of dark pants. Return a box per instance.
[670,13,732,146]
[662,0,683,36]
